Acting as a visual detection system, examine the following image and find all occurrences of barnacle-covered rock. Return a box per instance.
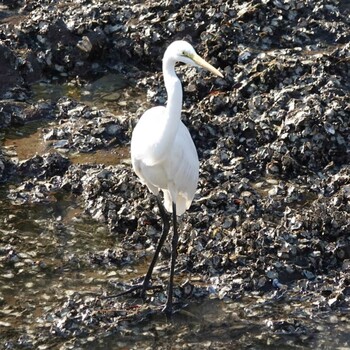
[0,0,350,348]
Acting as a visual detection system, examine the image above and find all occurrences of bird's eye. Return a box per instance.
[181,51,187,56]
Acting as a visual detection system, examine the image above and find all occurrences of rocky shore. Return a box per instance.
[0,0,349,348]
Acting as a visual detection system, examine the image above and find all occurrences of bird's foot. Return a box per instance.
[161,302,173,317]
[161,301,185,317]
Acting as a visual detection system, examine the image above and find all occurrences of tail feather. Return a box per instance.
[163,190,191,216]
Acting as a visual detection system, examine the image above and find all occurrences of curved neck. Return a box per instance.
[162,56,182,134]
[145,55,183,166]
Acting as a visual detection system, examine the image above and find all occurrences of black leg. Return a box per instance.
[140,195,170,297]
[162,202,178,316]
[103,195,170,300]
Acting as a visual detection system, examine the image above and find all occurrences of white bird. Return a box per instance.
[130,40,223,315]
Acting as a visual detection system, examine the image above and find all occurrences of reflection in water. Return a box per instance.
[30,73,136,113]
[0,193,115,338]
[0,190,350,348]
[82,295,350,350]
[2,73,136,162]
[69,147,130,165]
[3,125,129,164]
[1,75,349,349]
[3,121,49,160]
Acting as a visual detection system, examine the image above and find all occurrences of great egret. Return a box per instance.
[130,40,223,315]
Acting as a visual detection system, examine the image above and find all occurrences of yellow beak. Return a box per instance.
[192,54,224,78]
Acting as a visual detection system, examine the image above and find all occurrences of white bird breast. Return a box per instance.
[131,106,199,215]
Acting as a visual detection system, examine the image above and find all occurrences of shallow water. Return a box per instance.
[1,74,350,349]
[1,173,349,348]
[2,73,134,163]
[3,121,49,160]
[31,73,133,113]
[1,187,349,349]
[88,300,350,350]
[0,191,116,343]
[4,126,129,164]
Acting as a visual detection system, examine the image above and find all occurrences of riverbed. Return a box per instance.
[1,1,350,349]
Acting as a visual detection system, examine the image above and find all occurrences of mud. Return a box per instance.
[0,1,350,349]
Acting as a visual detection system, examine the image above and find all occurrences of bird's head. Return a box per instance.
[164,40,223,78]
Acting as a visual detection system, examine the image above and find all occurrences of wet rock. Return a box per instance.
[0,0,350,348]
[0,44,23,98]
[0,148,15,182]
[7,157,71,204]
[38,97,129,153]
[89,247,134,267]
[0,100,54,128]
[16,152,70,180]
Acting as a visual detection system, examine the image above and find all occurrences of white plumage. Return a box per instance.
[131,40,222,215]
[131,105,198,215]
[129,40,223,315]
